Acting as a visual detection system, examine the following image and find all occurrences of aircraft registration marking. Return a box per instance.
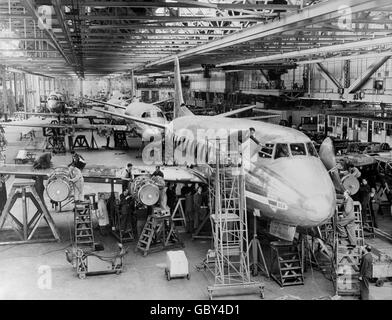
[245,190,288,211]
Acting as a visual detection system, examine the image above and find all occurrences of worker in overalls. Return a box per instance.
[96,193,109,236]
[337,190,357,247]
[359,245,373,300]
[184,185,194,233]
[121,163,134,192]
[193,186,203,232]
[69,165,84,202]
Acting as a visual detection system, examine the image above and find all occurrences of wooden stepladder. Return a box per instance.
[269,241,304,287]
[136,209,182,256]
[0,181,60,245]
[171,197,186,230]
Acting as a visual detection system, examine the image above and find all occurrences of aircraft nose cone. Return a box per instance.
[302,195,334,225]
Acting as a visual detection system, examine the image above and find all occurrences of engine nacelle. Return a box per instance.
[129,175,164,206]
[46,167,72,202]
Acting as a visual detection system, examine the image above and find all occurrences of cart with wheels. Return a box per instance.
[165,250,190,281]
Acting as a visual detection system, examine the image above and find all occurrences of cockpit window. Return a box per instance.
[306,142,318,157]
[141,112,151,118]
[290,143,306,156]
[258,144,274,158]
[275,144,290,159]
[157,111,164,118]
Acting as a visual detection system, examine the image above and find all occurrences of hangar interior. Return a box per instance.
[0,0,392,300]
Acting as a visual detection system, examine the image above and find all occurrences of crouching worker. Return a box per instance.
[96,193,110,236]
[69,165,84,201]
[337,190,357,248]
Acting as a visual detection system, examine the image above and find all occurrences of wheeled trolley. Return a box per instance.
[165,250,190,281]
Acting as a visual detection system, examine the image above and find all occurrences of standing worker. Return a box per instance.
[359,245,373,300]
[193,186,203,232]
[166,183,177,214]
[69,165,84,201]
[121,163,134,192]
[184,185,194,234]
[359,178,376,228]
[96,193,109,236]
[337,190,357,248]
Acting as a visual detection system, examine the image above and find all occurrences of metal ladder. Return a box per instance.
[205,139,264,299]
[136,208,182,256]
[334,201,365,296]
[362,201,375,238]
[74,201,94,249]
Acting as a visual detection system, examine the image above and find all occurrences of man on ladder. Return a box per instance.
[337,190,357,248]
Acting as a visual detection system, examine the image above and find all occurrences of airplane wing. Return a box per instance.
[92,108,167,130]
[244,115,281,120]
[84,97,127,110]
[14,111,107,120]
[0,164,206,184]
[152,98,173,106]
[214,105,256,118]
[0,122,127,131]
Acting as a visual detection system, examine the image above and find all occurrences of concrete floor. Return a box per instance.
[0,115,349,300]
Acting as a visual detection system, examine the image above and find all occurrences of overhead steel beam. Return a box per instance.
[74,15,265,22]
[51,0,80,71]
[216,37,392,67]
[36,0,299,10]
[297,52,392,64]
[143,0,392,68]
[347,56,391,93]
[22,0,74,69]
[86,25,241,30]
[316,63,343,90]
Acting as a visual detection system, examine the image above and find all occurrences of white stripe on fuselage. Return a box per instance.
[245,190,288,212]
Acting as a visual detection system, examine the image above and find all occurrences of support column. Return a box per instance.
[344,60,350,88]
[79,78,83,98]
[1,66,8,118]
[23,73,27,117]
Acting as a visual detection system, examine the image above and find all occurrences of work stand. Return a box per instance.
[248,214,269,277]
[171,197,186,231]
[0,181,60,245]
[136,209,183,256]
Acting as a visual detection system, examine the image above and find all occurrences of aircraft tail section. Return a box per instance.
[173,56,193,119]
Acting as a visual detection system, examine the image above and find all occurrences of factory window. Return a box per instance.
[141,112,151,118]
[374,122,384,134]
[386,123,392,136]
[290,143,306,156]
[361,122,368,132]
[259,144,274,158]
[329,116,336,127]
[336,117,342,127]
[275,144,289,159]
[306,142,318,157]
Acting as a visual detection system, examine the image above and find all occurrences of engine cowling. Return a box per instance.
[129,175,161,206]
[46,167,72,202]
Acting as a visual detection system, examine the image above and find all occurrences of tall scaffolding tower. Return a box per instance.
[204,139,264,299]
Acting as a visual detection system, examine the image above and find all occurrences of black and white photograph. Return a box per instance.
[0,0,391,307]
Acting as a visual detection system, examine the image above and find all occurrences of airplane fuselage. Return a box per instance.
[162,116,336,228]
